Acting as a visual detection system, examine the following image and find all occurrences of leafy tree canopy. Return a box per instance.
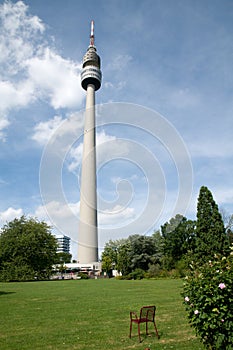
[0,216,57,281]
[161,214,195,269]
[101,234,162,276]
[55,252,72,264]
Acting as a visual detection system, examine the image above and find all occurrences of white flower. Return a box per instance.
[218,283,226,289]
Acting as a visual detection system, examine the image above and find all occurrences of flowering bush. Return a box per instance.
[182,246,233,350]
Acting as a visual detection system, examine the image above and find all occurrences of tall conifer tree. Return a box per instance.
[194,186,229,264]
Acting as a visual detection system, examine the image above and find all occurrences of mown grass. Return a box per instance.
[0,279,204,350]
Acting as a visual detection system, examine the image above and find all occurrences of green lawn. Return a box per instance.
[0,279,204,350]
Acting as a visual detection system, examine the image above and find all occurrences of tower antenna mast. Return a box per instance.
[90,20,94,46]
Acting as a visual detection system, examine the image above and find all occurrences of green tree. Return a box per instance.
[101,233,164,277]
[0,216,57,281]
[55,252,72,264]
[117,241,132,276]
[101,238,127,274]
[128,234,160,271]
[151,230,165,261]
[101,255,112,276]
[194,186,229,264]
[101,238,127,275]
[226,229,233,245]
[161,214,195,269]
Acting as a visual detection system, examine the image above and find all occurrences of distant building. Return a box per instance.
[56,235,70,254]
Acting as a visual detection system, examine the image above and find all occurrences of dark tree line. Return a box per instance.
[102,186,231,277]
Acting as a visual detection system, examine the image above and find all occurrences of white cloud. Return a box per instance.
[35,200,80,221]
[0,1,45,76]
[32,111,84,149]
[109,54,132,71]
[0,80,34,112]
[68,143,83,172]
[98,204,135,227]
[0,117,10,141]
[68,130,117,172]
[0,1,44,34]
[0,74,35,141]
[33,201,79,259]
[34,201,80,258]
[111,174,139,184]
[97,130,116,145]
[0,0,84,139]
[27,48,84,109]
[104,81,114,89]
[31,115,64,145]
[0,207,23,224]
[104,81,126,90]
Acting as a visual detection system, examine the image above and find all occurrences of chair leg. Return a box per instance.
[146,321,149,335]
[129,320,132,338]
[138,323,141,342]
[153,321,160,339]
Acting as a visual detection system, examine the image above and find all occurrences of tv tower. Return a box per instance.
[78,21,102,263]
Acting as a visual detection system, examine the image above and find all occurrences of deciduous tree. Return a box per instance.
[0,216,57,281]
[55,252,72,264]
[161,214,195,269]
[101,238,129,275]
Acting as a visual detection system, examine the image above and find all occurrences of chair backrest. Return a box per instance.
[139,306,155,322]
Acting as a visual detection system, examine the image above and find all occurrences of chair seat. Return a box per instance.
[131,317,148,323]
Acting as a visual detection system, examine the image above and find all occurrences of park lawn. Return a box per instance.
[0,279,204,350]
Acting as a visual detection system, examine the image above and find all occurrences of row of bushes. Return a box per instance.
[115,266,188,280]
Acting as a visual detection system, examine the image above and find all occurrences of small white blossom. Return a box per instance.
[218,283,226,289]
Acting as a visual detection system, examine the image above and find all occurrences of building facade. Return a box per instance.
[56,235,70,254]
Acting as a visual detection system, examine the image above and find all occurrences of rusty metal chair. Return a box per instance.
[129,305,159,342]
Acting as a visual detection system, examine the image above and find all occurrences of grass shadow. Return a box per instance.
[0,291,15,296]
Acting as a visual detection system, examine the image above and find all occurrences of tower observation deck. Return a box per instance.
[78,21,101,264]
[81,21,102,91]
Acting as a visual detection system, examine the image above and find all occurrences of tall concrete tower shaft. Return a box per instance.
[78,21,102,263]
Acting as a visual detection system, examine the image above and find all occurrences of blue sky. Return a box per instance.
[0,0,233,259]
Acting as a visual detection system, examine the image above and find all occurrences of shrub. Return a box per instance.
[78,272,89,279]
[175,258,189,277]
[129,268,145,280]
[182,246,233,350]
[115,275,131,280]
[147,263,161,277]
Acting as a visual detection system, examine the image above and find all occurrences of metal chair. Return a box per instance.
[129,305,159,342]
